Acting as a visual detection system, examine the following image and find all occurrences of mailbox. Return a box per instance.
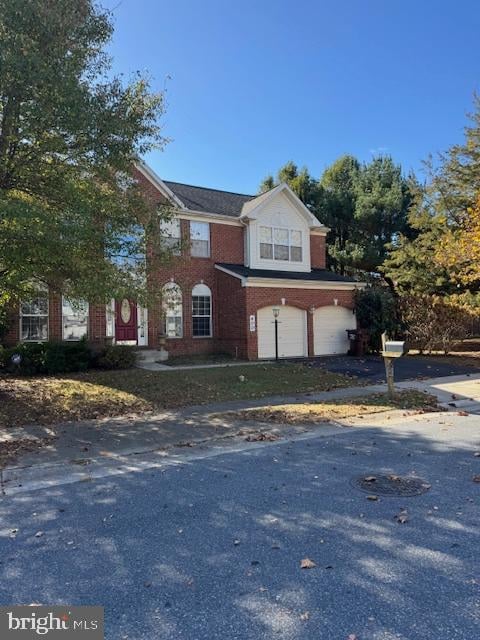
[382,340,405,358]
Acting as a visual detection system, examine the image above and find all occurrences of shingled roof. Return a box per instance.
[163,181,255,217]
[216,263,359,283]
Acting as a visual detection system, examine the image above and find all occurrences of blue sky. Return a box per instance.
[104,0,480,194]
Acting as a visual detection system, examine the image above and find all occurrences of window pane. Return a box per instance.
[160,218,181,239]
[191,239,209,257]
[193,316,211,337]
[62,298,88,341]
[21,316,48,342]
[190,221,209,241]
[290,230,301,246]
[274,244,289,260]
[259,226,272,243]
[260,243,273,259]
[274,228,288,244]
[290,246,302,262]
[162,284,182,337]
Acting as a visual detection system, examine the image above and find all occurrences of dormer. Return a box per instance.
[240,183,328,272]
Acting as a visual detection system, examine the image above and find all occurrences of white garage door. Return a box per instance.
[257,306,307,359]
[313,305,356,355]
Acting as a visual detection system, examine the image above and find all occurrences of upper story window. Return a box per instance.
[259,226,302,262]
[190,221,210,257]
[20,288,49,342]
[160,218,181,255]
[62,297,89,341]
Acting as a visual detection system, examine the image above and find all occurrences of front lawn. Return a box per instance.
[221,390,439,425]
[0,363,356,427]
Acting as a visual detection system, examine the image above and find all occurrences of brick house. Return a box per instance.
[4,159,365,360]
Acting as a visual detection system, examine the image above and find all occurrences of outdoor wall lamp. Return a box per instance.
[272,307,280,361]
[309,305,316,315]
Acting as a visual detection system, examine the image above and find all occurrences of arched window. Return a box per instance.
[192,283,212,337]
[162,282,183,338]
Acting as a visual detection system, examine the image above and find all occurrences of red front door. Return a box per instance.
[115,299,137,343]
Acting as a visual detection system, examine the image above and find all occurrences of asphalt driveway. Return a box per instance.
[300,354,478,383]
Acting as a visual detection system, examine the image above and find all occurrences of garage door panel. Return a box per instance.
[313,306,356,355]
[257,306,306,359]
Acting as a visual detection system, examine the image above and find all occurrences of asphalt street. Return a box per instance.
[1,410,479,639]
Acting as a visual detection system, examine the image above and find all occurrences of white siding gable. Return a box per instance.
[247,191,311,272]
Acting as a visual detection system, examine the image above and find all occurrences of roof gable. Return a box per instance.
[240,183,327,230]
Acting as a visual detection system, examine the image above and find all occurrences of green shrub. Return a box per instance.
[44,340,91,374]
[95,345,136,370]
[355,286,401,352]
[1,340,91,375]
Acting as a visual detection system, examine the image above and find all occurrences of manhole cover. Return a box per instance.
[352,474,431,497]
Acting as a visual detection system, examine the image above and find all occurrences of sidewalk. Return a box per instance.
[2,373,480,495]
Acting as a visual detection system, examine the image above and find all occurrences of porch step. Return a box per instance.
[134,349,164,364]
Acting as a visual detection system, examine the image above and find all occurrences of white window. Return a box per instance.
[162,282,183,338]
[192,283,212,337]
[20,290,49,341]
[190,221,210,257]
[62,297,89,341]
[259,226,303,262]
[160,217,181,254]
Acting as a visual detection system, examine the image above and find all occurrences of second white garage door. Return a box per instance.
[313,305,356,355]
[257,305,307,359]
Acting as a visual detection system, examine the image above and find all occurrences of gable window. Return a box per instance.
[259,226,302,262]
[20,289,49,341]
[192,283,212,337]
[162,282,183,338]
[190,221,210,257]
[160,217,181,255]
[62,297,89,341]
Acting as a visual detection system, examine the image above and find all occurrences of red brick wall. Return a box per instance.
[149,219,245,355]
[215,269,248,358]
[310,235,327,269]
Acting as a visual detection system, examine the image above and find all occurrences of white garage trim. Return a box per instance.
[313,305,356,356]
[257,305,307,359]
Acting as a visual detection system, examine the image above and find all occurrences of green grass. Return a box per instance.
[0,363,356,427]
[164,352,237,366]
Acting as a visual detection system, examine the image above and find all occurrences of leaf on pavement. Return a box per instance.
[367,495,379,501]
[300,558,316,569]
[473,475,480,483]
[457,411,469,416]
[300,611,310,621]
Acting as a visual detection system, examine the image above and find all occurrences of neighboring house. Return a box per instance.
[4,160,365,360]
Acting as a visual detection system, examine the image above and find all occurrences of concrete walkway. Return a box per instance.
[2,373,480,495]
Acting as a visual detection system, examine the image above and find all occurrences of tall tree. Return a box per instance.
[258,161,322,211]
[352,156,413,276]
[385,96,480,296]
[0,0,166,306]
[319,155,360,274]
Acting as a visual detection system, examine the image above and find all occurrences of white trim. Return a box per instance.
[137,304,148,346]
[134,160,186,209]
[240,183,328,232]
[177,210,244,226]
[215,264,247,283]
[245,278,366,290]
[310,229,328,237]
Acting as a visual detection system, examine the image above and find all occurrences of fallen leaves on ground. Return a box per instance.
[395,509,409,524]
[245,432,279,442]
[367,495,379,501]
[0,436,56,468]
[473,475,480,483]
[220,390,439,425]
[300,612,310,621]
[457,411,470,417]
[300,558,317,569]
[0,365,354,427]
